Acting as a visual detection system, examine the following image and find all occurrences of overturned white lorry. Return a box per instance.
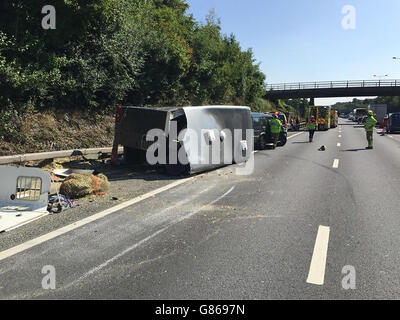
[111,106,254,175]
[0,166,51,232]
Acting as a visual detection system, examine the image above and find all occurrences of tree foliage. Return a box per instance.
[332,97,400,114]
[0,0,266,123]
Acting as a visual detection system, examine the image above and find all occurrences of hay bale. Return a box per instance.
[60,173,110,198]
[97,173,110,193]
[60,173,93,198]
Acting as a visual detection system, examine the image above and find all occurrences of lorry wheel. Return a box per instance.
[165,164,190,176]
[124,147,145,164]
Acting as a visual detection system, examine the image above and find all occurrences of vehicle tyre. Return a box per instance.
[277,134,287,147]
[259,135,266,150]
[165,163,190,176]
[124,147,146,164]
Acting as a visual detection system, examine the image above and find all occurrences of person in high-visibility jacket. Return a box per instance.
[269,113,282,149]
[364,110,377,149]
[306,116,317,142]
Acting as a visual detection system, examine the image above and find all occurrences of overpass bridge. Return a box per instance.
[264,79,400,104]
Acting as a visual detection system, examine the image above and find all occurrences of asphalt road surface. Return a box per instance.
[1,119,400,299]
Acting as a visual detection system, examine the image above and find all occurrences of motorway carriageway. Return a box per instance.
[1,119,400,299]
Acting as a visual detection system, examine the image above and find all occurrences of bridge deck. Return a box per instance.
[265,79,400,99]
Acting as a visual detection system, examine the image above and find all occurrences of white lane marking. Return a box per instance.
[337,143,341,147]
[0,177,194,262]
[332,159,339,168]
[287,132,304,140]
[307,225,330,285]
[338,135,342,138]
[65,186,236,288]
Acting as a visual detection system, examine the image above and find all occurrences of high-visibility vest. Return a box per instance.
[306,120,316,130]
[364,116,377,131]
[269,119,282,133]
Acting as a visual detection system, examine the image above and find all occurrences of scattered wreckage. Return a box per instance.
[0,166,51,232]
[0,161,111,232]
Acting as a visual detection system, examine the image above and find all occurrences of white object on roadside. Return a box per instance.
[52,168,94,177]
[0,166,51,232]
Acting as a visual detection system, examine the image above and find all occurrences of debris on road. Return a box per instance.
[0,166,51,232]
[60,173,110,199]
[53,168,95,178]
[47,194,75,213]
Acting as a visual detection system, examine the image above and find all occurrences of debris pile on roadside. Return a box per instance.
[60,173,110,198]
[35,156,112,201]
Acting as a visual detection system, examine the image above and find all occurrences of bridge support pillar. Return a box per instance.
[309,97,315,106]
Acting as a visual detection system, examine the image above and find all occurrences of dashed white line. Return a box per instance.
[337,143,341,147]
[338,135,342,138]
[332,159,339,168]
[307,225,330,285]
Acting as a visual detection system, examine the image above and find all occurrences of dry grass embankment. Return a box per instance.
[0,109,115,156]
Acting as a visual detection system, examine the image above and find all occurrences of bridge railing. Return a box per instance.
[266,80,400,91]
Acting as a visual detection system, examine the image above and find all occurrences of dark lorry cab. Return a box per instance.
[251,112,287,149]
[386,112,400,133]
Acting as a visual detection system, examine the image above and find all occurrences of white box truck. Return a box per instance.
[368,104,387,127]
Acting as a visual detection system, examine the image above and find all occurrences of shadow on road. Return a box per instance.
[340,148,368,152]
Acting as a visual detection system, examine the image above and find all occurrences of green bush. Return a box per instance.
[0,0,267,114]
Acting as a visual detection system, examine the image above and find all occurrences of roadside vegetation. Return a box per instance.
[0,0,306,155]
[333,96,400,114]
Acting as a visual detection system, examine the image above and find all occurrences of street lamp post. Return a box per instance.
[373,74,388,80]
[373,74,388,86]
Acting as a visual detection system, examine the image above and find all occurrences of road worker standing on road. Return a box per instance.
[270,113,282,149]
[306,116,317,142]
[365,110,377,149]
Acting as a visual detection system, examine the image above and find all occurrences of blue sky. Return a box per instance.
[186,0,400,105]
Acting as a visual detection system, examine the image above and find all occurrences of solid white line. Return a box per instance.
[307,225,330,285]
[64,186,235,288]
[332,159,339,168]
[0,177,194,262]
[337,143,341,147]
[287,132,304,140]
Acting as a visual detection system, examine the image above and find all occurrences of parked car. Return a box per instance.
[358,115,367,124]
[268,111,288,129]
[251,112,287,149]
[386,112,400,133]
